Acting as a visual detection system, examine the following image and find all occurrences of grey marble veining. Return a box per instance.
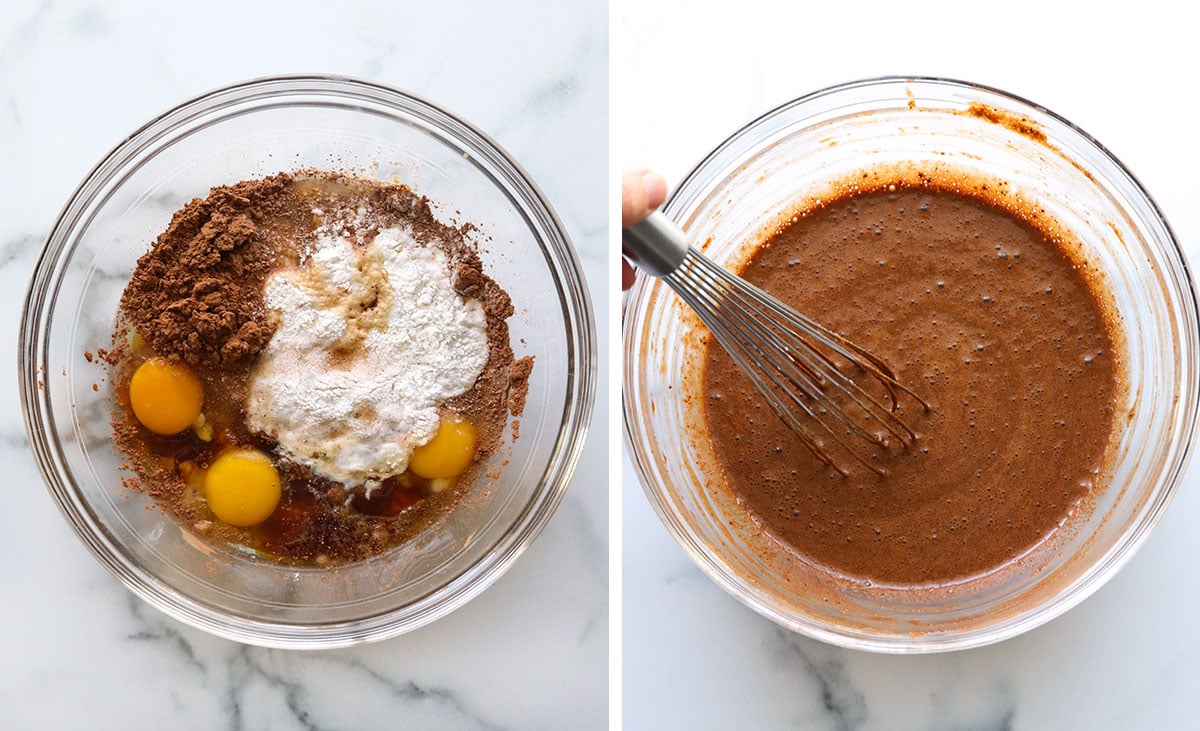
[0,1,607,729]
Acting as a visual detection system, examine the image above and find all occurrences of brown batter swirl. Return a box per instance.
[702,180,1120,586]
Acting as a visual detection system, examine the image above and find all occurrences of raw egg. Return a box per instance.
[408,415,476,479]
[203,448,282,527]
[128,357,204,435]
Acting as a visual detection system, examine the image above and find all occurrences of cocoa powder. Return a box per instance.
[120,175,293,368]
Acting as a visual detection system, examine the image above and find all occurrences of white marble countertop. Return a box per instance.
[0,1,606,728]
[617,1,1200,729]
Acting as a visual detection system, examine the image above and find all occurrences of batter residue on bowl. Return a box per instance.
[702,170,1122,586]
[106,171,532,565]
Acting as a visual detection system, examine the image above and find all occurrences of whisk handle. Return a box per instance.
[622,211,689,278]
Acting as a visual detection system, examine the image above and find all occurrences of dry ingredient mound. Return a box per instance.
[110,170,532,564]
[247,228,491,484]
[121,176,288,368]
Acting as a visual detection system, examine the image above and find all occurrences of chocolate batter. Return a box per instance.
[702,179,1120,585]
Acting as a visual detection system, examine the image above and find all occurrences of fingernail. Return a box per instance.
[641,171,667,209]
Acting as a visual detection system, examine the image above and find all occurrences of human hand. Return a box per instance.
[621,170,668,289]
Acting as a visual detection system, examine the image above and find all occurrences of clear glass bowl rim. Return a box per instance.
[20,74,597,648]
[622,75,1200,653]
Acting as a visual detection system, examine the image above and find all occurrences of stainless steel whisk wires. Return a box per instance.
[624,212,928,475]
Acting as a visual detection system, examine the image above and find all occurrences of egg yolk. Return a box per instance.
[203,448,282,527]
[408,415,477,479]
[128,358,204,435]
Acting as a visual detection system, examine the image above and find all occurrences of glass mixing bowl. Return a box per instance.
[623,77,1199,652]
[21,75,595,648]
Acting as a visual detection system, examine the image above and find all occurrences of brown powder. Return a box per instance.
[507,357,534,418]
[119,174,294,368]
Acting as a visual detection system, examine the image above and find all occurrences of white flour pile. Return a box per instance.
[246,225,489,484]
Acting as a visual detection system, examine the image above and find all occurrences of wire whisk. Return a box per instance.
[624,212,929,475]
